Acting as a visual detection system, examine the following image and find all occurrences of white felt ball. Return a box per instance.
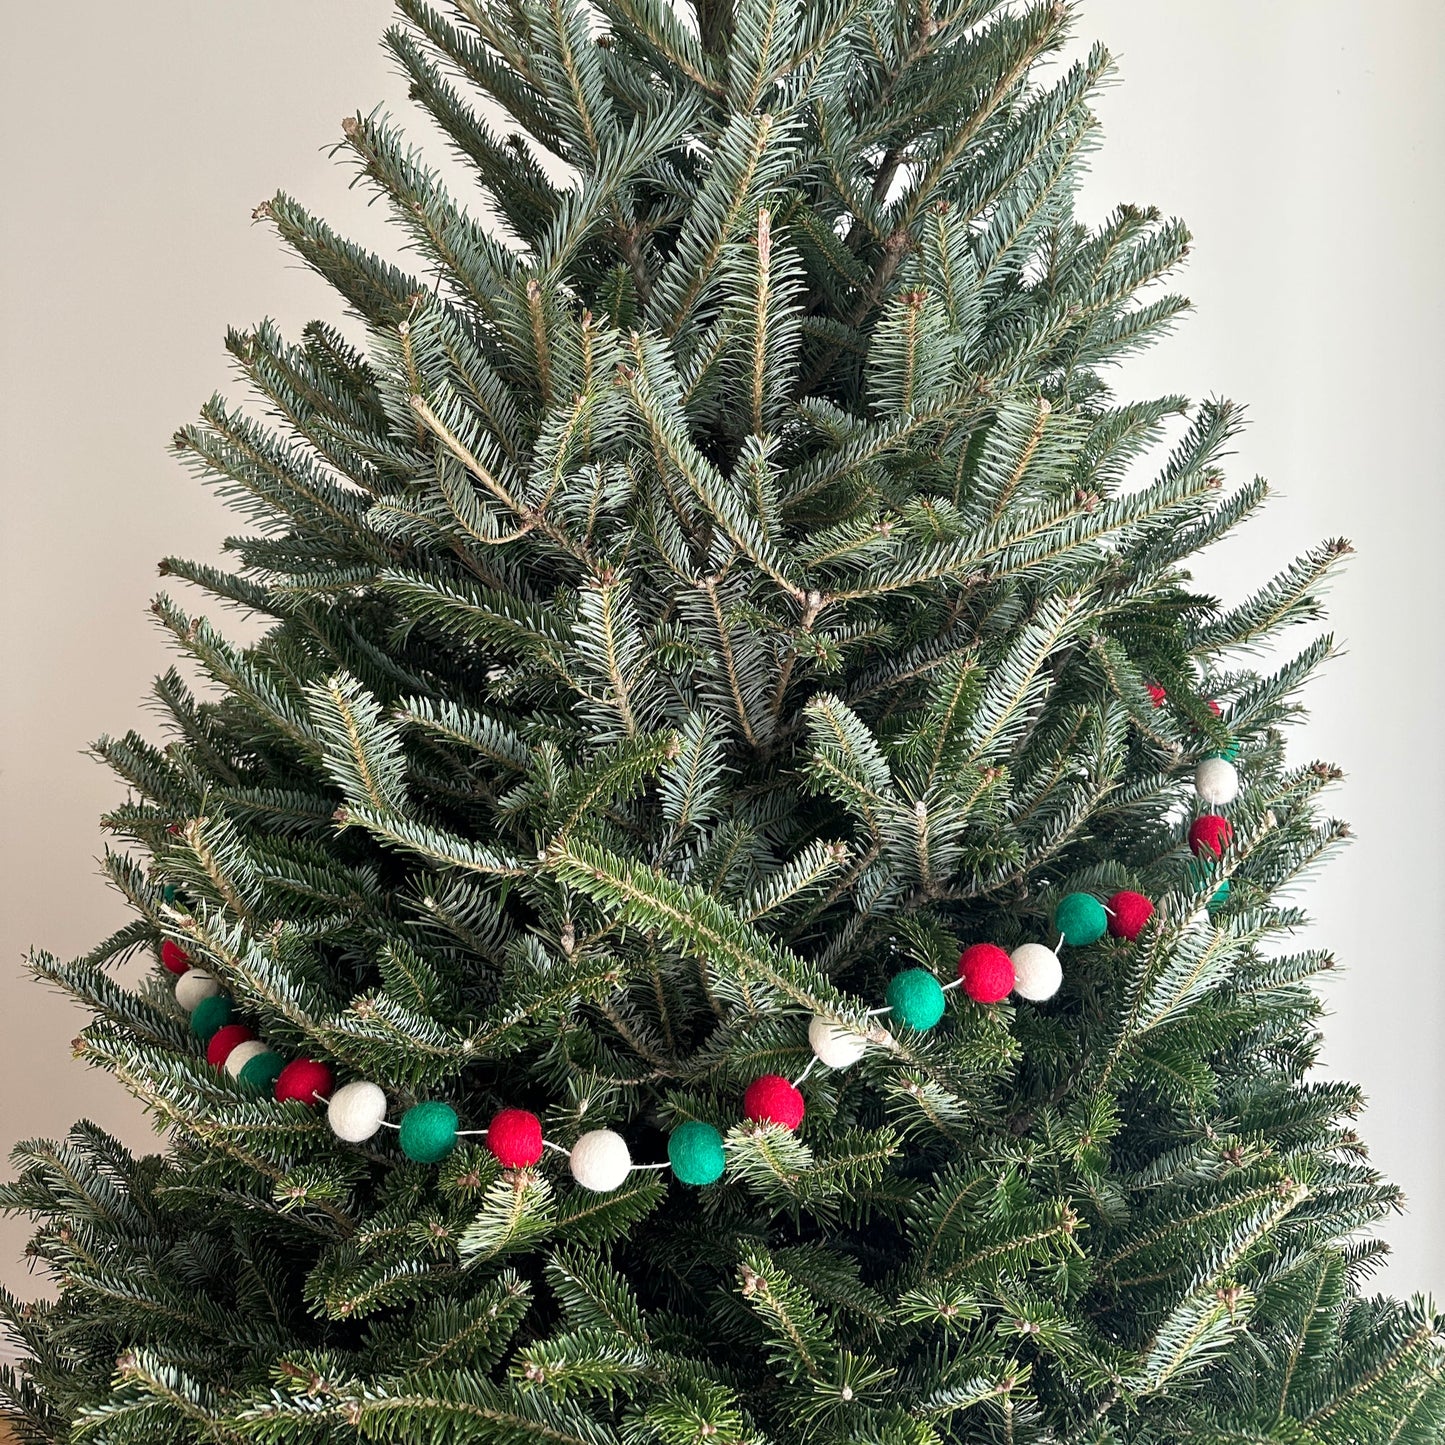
[1010,943,1063,1002]
[569,1129,632,1193]
[174,965,219,1011]
[174,969,221,1011]
[808,1015,869,1069]
[1195,756,1240,806]
[224,1039,271,1079]
[327,1081,389,1143]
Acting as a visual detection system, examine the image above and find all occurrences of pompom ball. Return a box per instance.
[959,943,1015,1004]
[275,1058,333,1106]
[238,1050,285,1094]
[743,1074,805,1131]
[189,993,233,1041]
[206,1023,254,1068]
[399,1101,458,1163]
[1209,878,1231,909]
[162,883,180,904]
[1146,683,1167,708]
[1054,892,1107,946]
[223,1039,271,1079]
[487,1108,544,1168]
[327,1081,389,1142]
[1010,943,1062,1002]
[885,968,946,1031]
[1107,890,1155,942]
[1188,814,1234,859]
[668,1120,726,1186]
[807,1015,868,1069]
[569,1129,632,1192]
[174,969,220,1012]
[1194,756,1239,807]
[160,940,192,976]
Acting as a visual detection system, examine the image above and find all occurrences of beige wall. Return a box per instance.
[2,1,1442,1302]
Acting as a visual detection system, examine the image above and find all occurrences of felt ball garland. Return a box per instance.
[153,699,1245,1195]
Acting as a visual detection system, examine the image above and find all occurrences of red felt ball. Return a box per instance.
[958,943,1015,1004]
[487,1108,544,1168]
[1107,890,1155,941]
[1146,683,1167,708]
[206,1023,254,1068]
[1206,699,1222,717]
[1188,814,1234,859]
[743,1074,805,1131]
[275,1058,333,1106]
[160,940,192,975]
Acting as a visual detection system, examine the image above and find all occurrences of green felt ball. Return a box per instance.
[238,1050,286,1093]
[1054,891,1107,947]
[399,1101,458,1164]
[1210,740,1241,762]
[886,968,946,1031]
[162,882,180,905]
[1208,878,1231,910]
[189,993,233,1041]
[668,1120,726,1186]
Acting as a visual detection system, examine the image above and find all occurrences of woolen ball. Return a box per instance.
[1054,892,1107,946]
[223,1039,271,1079]
[1195,756,1239,806]
[487,1108,544,1168]
[807,1015,868,1069]
[1107,890,1155,942]
[206,1023,254,1068]
[743,1074,805,1131]
[569,1129,632,1192]
[1147,683,1167,708]
[668,1120,726,1186]
[959,943,1015,1004]
[1010,943,1062,1002]
[275,1058,333,1106]
[162,883,180,905]
[1188,813,1234,859]
[327,1081,389,1142]
[161,940,192,976]
[238,1050,285,1094]
[399,1101,458,1163]
[174,969,221,1012]
[885,968,946,1031]
[1208,878,1231,910]
[189,993,233,1041]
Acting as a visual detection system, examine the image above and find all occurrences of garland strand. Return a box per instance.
[159,702,1242,1192]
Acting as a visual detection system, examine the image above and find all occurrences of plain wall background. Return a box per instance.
[2,1,1443,1304]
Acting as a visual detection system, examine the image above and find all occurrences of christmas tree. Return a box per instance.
[4,0,1442,1440]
